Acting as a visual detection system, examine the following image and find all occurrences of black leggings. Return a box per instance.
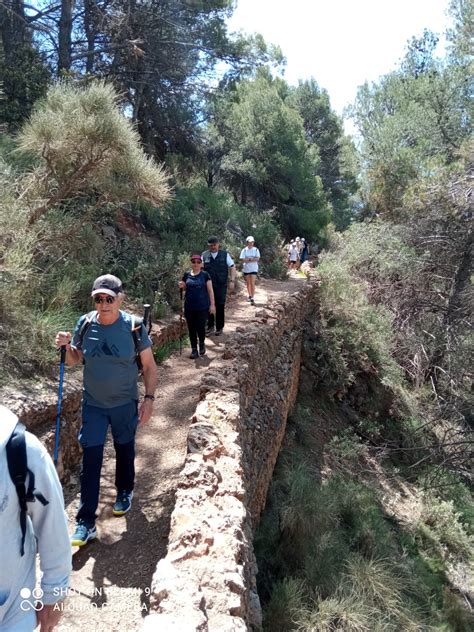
[207,303,225,331]
[185,309,208,349]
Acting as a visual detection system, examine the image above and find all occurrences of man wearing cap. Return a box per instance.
[55,274,158,547]
[202,237,236,336]
[239,236,260,305]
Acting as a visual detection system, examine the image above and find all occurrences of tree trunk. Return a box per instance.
[58,0,74,74]
[241,178,247,205]
[206,168,214,188]
[83,0,96,74]
[0,1,26,57]
[0,1,30,126]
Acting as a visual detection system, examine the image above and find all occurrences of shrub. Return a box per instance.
[418,496,473,558]
[315,254,403,395]
[0,81,172,380]
[17,81,171,225]
[263,578,306,632]
[294,595,374,632]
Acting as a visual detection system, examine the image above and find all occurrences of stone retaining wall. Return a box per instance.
[143,280,319,631]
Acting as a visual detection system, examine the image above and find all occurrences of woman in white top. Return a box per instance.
[288,241,299,269]
[240,236,260,305]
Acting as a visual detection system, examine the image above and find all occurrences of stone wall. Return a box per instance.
[2,374,84,482]
[143,280,319,632]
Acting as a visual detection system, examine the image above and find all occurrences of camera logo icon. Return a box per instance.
[20,587,44,611]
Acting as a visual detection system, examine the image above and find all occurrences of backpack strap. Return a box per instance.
[6,422,48,557]
[77,311,96,364]
[77,311,97,346]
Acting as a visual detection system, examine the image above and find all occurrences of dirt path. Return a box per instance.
[54,274,305,631]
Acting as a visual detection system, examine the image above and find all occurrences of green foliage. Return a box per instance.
[141,184,285,288]
[257,407,473,631]
[17,81,171,224]
[418,471,474,537]
[417,496,473,558]
[0,145,288,380]
[152,338,187,364]
[263,578,305,632]
[447,0,474,65]
[349,30,471,217]
[289,79,359,230]
[327,430,365,465]
[0,44,50,129]
[212,71,331,240]
[315,240,403,395]
[294,594,375,632]
[0,81,171,379]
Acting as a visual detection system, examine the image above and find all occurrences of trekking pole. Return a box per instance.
[179,289,184,356]
[54,346,67,466]
[143,303,152,334]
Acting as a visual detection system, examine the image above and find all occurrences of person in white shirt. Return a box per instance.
[202,236,236,335]
[239,236,260,306]
[0,406,71,632]
[288,241,299,269]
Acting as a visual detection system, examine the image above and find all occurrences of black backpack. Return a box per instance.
[6,422,48,556]
[77,311,145,369]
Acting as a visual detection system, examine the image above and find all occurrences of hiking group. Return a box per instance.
[287,236,309,269]
[0,234,260,630]
[180,234,260,359]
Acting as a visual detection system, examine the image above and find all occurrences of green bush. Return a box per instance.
[417,496,473,558]
[256,399,473,630]
[263,578,305,632]
[315,255,402,395]
[18,81,171,224]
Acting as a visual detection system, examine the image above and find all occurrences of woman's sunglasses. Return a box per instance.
[94,295,116,304]
[191,258,202,263]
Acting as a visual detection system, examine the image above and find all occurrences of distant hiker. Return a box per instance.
[178,254,216,359]
[240,236,260,306]
[55,274,157,548]
[300,237,309,264]
[0,405,71,632]
[202,236,236,336]
[288,241,299,269]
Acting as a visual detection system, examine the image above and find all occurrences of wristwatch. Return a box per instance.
[144,394,155,401]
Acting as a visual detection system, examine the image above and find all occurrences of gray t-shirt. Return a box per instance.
[72,311,152,408]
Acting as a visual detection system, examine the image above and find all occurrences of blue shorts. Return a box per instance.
[79,401,139,448]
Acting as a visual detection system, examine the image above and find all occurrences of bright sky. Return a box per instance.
[227,0,451,121]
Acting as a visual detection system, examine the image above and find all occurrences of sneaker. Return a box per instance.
[113,490,134,516]
[199,343,206,356]
[206,325,215,335]
[250,298,255,305]
[71,522,97,547]
[215,329,223,336]
[247,296,252,302]
[189,349,199,359]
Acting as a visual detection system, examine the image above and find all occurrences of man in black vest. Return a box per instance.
[202,236,236,335]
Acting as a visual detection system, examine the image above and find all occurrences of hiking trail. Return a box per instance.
[55,274,304,631]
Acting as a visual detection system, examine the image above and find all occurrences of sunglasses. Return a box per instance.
[94,295,116,304]
[191,258,202,263]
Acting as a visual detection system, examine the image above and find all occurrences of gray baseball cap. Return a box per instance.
[91,274,123,297]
